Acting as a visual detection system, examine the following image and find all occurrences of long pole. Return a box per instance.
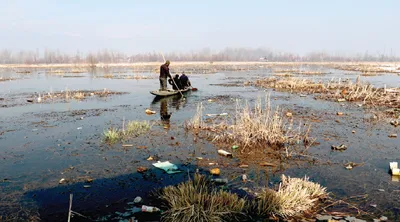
[160,52,184,98]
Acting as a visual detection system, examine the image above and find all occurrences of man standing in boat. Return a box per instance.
[159,60,172,91]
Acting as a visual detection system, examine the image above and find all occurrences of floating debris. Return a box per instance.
[242,174,248,182]
[388,134,397,138]
[136,167,147,173]
[141,205,160,212]
[211,178,228,184]
[344,162,360,170]
[259,162,276,167]
[390,162,400,176]
[145,109,156,115]
[147,156,153,161]
[331,144,347,151]
[122,144,134,147]
[210,168,220,175]
[337,98,346,102]
[231,145,239,150]
[206,113,228,117]
[390,120,399,127]
[133,196,142,204]
[286,112,293,117]
[59,178,66,184]
[337,112,344,115]
[217,149,232,157]
[239,164,249,168]
[153,161,181,174]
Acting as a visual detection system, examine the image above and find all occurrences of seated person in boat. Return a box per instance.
[168,74,182,90]
[179,72,191,89]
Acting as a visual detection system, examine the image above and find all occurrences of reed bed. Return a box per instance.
[331,64,400,74]
[254,77,400,108]
[185,95,311,153]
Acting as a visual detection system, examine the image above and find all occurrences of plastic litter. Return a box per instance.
[206,113,228,117]
[337,98,346,102]
[390,162,400,176]
[210,168,220,175]
[390,120,399,127]
[211,178,228,184]
[141,205,160,213]
[388,133,398,138]
[133,196,142,204]
[136,167,147,173]
[77,127,82,130]
[59,178,66,184]
[231,145,239,150]
[242,174,248,182]
[145,109,156,115]
[218,149,232,157]
[331,144,347,151]
[152,161,181,174]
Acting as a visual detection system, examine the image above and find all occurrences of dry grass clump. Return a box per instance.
[331,64,399,74]
[185,95,311,153]
[295,71,325,75]
[254,77,400,108]
[253,175,327,218]
[160,174,247,222]
[103,120,150,144]
[184,103,205,129]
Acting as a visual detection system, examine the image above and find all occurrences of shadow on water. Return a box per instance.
[25,164,199,222]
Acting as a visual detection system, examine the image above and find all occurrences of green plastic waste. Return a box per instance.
[232,145,239,149]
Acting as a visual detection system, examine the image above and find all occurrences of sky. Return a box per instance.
[0,0,399,55]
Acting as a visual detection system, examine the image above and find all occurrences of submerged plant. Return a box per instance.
[124,120,150,137]
[103,127,121,144]
[160,174,246,222]
[103,120,150,144]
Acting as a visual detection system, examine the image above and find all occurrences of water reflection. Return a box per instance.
[151,95,186,126]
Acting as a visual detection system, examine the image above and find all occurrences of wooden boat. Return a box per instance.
[150,88,190,97]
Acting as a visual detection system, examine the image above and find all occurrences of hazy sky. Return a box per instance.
[1,0,399,55]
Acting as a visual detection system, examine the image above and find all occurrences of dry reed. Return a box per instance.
[186,95,311,153]
[160,174,246,222]
[254,77,400,108]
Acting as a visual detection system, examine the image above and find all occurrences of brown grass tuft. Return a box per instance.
[160,174,247,222]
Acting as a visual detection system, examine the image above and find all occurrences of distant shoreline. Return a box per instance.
[0,61,399,69]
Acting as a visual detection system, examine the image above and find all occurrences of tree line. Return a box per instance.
[0,48,398,64]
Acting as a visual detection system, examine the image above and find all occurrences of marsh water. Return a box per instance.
[0,66,399,221]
